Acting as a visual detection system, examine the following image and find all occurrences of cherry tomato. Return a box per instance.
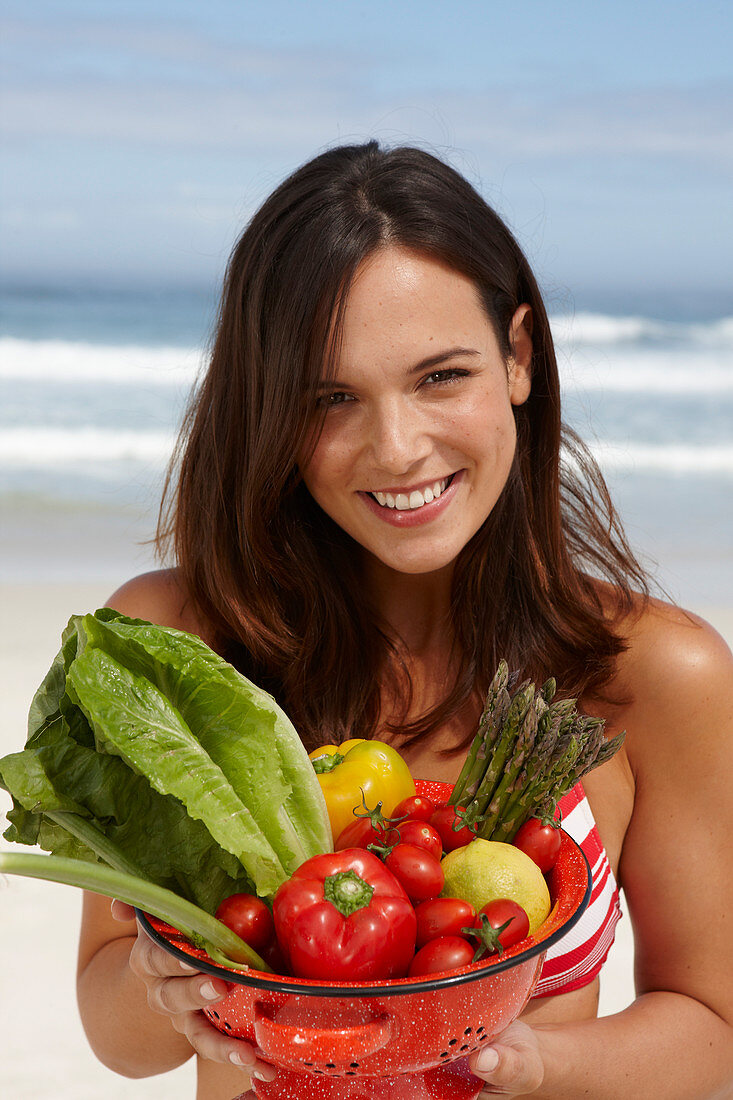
[384,843,444,904]
[429,803,475,852]
[392,794,436,822]
[512,818,562,872]
[408,935,476,977]
[393,820,443,861]
[259,936,289,975]
[414,897,477,948]
[471,899,530,953]
[215,893,275,952]
[334,816,399,852]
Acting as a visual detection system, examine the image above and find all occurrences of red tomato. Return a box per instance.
[414,897,477,948]
[512,818,562,872]
[215,893,274,953]
[384,843,444,904]
[259,936,289,975]
[393,820,443,861]
[408,935,475,977]
[429,803,475,852]
[334,816,399,852]
[471,899,530,954]
[391,794,435,822]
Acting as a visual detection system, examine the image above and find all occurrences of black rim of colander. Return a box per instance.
[136,844,592,998]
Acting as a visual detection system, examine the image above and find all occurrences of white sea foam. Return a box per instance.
[3,317,732,395]
[557,349,733,393]
[550,311,733,347]
[584,441,733,476]
[2,426,731,479]
[0,427,176,467]
[0,337,203,385]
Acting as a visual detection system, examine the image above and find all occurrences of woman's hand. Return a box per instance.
[468,1020,544,1097]
[111,901,277,1084]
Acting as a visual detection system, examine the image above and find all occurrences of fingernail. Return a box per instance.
[477,1046,499,1072]
[180,959,197,973]
[200,980,221,1000]
[229,1050,252,1067]
[253,1067,277,1082]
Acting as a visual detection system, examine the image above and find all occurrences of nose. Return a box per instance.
[367,397,432,475]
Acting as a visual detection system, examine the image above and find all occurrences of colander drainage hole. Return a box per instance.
[350,1063,360,1069]
[464,1028,473,1036]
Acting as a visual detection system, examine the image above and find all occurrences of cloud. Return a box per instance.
[2,14,731,171]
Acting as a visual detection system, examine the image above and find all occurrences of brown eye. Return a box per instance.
[317,391,354,407]
[423,368,470,386]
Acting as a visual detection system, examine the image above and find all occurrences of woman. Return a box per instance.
[76,143,733,1098]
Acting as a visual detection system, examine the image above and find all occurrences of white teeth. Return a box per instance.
[370,477,450,510]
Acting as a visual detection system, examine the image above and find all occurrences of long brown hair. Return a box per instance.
[157,141,649,751]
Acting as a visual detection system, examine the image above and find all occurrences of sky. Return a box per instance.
[2,0,732,310]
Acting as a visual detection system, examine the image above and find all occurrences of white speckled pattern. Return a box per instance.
[147,781,590,1099]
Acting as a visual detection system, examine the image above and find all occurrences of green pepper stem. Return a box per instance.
[0,850,272,972]
[311,752,344,774]
[323,869,374,916]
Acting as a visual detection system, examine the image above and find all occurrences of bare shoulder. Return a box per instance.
[615,596,733,733]
[105,568,213,643]
[609,593,733,792]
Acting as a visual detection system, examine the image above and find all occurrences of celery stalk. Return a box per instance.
[0,850,272,973]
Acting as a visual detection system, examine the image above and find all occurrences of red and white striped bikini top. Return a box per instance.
[532,781,622,998]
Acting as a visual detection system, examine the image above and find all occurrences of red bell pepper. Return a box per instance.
[272,848,417,981]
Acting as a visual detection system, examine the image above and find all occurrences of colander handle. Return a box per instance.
[254,1002,394,1064]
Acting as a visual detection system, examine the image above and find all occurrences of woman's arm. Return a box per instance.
[470,605,733,1098]
[74,571,274,1085]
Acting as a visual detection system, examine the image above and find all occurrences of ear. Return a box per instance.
[507,304,533,406]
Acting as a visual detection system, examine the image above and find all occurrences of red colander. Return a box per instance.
[139,780,591,1099]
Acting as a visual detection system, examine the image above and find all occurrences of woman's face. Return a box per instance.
[299,246,532,577]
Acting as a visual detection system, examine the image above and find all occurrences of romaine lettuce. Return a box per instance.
[0,608,332,912]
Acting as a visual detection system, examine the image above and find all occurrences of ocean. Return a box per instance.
[1,284,731,604]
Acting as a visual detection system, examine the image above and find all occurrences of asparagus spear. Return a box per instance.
[449,660,509,806]
[480,686,540,840]
[461,683,535,830]
[454,662,626,843]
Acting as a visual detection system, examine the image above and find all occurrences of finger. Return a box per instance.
[179,1011,277,1082]
[130,932,200,980]
[156,973,231,1017]
[110,899,136,922]
[470,1039,544,1095]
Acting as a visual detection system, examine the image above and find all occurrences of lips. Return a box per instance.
[369,475,454,512]
[359,471,462,528]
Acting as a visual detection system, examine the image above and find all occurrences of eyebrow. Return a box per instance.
[318,346,481,390]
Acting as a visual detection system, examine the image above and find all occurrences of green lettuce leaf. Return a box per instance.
[0,607,332,912]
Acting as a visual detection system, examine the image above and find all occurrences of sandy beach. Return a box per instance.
[2,580,731,1098]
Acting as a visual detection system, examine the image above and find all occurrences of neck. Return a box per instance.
[362,554,455,657]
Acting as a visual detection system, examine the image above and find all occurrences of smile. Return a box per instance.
[369,475,454,511]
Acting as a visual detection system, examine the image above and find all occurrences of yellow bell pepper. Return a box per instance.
[309,739,416,843]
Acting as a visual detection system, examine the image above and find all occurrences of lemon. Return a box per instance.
[441,839,551,934]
